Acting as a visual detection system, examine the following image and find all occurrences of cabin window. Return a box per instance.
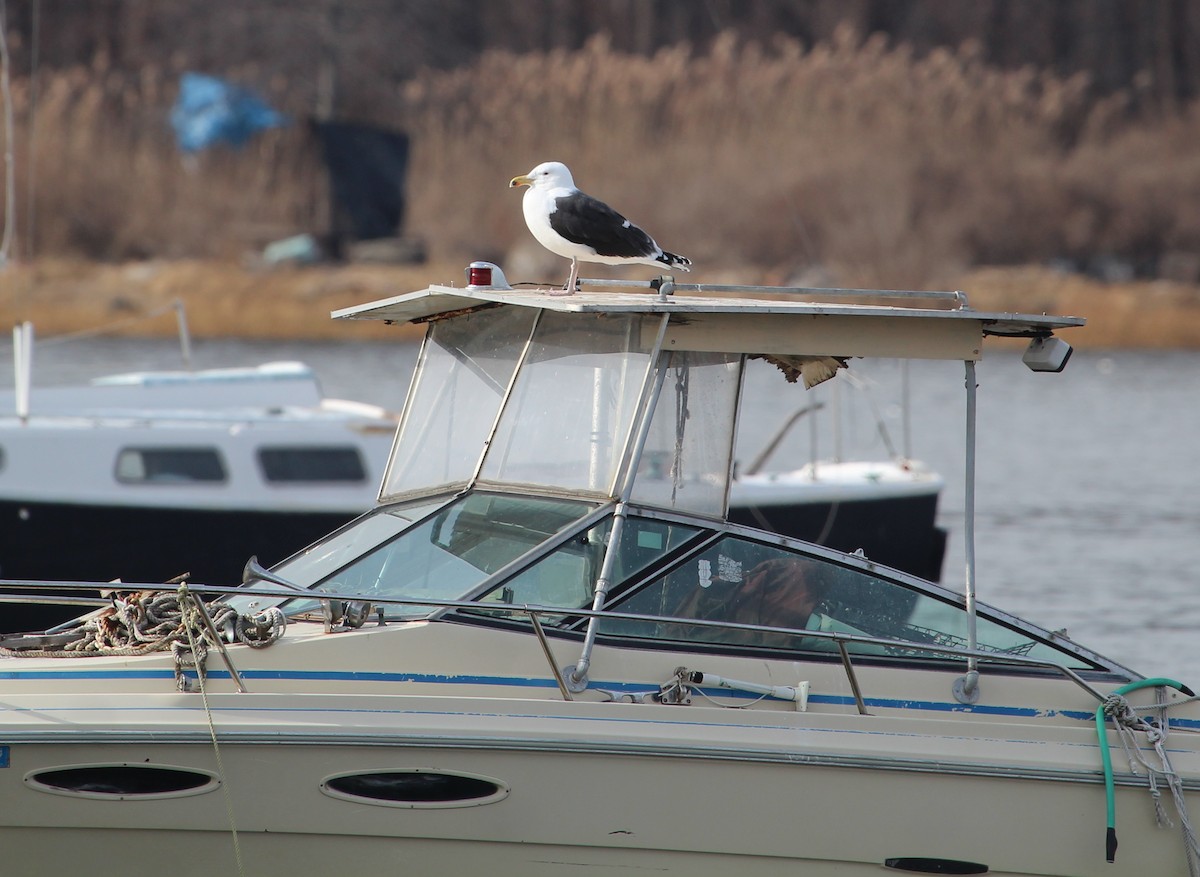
[258,446,366,483]
[26,764,219,800]
[321,770,508,809]
[603,534,1097,669]
[115,447,226,484]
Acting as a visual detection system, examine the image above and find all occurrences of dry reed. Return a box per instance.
[1,27,1198,295]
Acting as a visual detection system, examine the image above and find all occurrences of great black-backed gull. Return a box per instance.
[509,161,691,293]
[752,353,849,390]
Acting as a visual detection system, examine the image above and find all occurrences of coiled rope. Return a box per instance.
[1097,677,1200,874]
[0,587,286,668]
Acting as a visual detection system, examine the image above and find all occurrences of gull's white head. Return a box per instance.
[509,161,575,192]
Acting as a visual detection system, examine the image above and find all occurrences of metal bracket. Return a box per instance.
[953,672,981,705]
[563,666,590,694]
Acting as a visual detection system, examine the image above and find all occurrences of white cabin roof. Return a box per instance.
[333,279,1084,362]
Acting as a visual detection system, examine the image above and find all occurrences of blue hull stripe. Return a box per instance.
[1,666,1195,730]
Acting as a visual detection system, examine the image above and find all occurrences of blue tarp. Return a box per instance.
[170,72,286,153]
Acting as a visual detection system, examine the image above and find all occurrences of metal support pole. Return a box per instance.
[173,299,193,370]
[569,316,671,690]
[13,321,31,422]
[955,359,981,704]
[902,360,912,460]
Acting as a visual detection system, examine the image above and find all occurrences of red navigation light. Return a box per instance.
[467,263,492,287]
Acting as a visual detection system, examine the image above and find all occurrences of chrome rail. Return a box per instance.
[575,277,970,309]
[0,578,1112,705]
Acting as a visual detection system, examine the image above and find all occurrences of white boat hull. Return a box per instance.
[0,725,1184,876]
[0,622,1193,876]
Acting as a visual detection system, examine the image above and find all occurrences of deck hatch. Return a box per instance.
[320,769,509,809]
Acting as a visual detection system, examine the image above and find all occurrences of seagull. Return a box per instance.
[752,353,849,390]
[509,161,691,293]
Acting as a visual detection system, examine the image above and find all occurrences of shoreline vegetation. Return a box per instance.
[0,27,1197,347]
[0,258,1196,349]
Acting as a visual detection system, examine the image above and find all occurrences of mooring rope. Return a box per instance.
[178,585,247,877]
[1097,678,1200,875]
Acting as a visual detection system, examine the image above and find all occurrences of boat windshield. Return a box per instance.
[464,514,704,622]
[227,489,1101,672]
[598,533,1102,670]
[383,308,654,501]
[227,492,598,619]
[379,305,743,518]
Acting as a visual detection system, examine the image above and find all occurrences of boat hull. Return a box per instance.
[0,612,1191,877]
[0,727,1180,877]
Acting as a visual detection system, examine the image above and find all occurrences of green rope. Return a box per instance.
[1097,677,1194,863]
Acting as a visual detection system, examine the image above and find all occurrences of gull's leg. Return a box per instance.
[551,257,579,296]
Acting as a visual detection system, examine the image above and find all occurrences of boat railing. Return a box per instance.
[0,579,1112,708]
[574,276,971,310]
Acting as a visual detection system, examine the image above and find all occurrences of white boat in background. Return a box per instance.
[729,381,946,581]
[0,267,1194,876]
[0,352,398,631]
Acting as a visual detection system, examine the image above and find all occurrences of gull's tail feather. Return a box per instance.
[658,251,691,272]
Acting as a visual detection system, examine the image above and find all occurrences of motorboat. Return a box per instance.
[0,267,1191,876]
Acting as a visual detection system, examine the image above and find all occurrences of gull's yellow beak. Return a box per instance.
[509,174,532,188]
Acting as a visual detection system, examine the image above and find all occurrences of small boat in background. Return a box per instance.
[0,352,397,630]
[730,379,946,581]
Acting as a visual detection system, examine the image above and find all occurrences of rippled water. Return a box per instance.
[7,334,1197,684]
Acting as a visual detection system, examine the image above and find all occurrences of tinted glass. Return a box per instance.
[266,492,594,620]
[605,534,1095,668]
[115,448,226,483]
[470,514,702,622]
[258,446,366,483]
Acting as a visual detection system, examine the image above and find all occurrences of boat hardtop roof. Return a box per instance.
[333,276,1084,361]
